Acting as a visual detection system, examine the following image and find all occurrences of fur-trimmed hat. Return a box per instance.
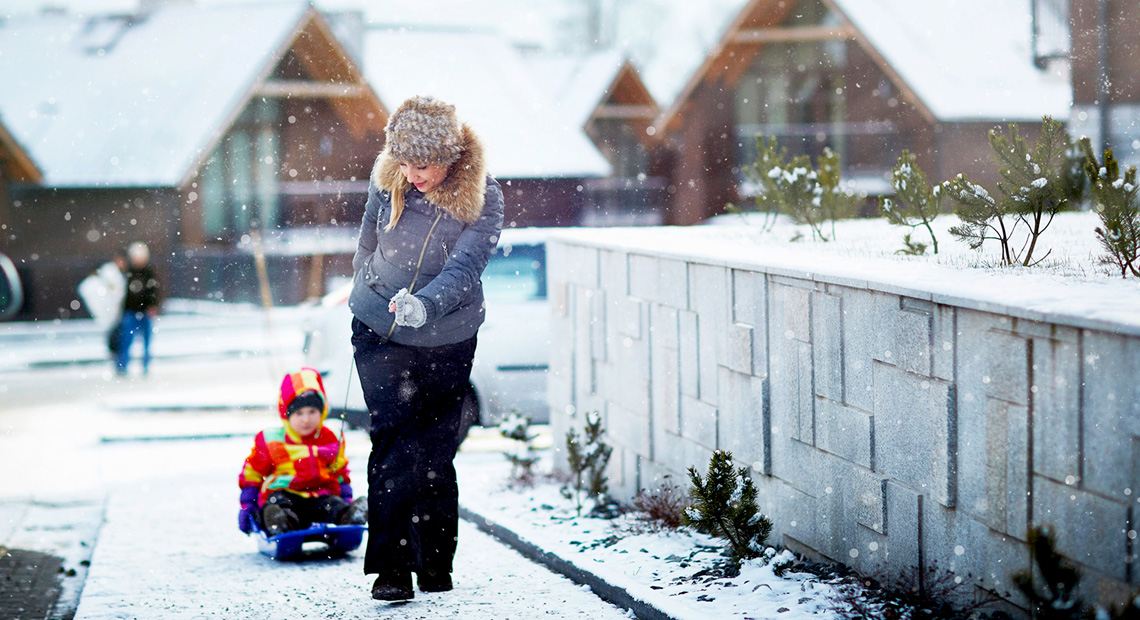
[384,96,464,166]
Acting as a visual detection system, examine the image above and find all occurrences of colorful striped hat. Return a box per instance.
[277,367,328,421]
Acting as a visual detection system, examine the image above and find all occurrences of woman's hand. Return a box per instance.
[389,288,427,328]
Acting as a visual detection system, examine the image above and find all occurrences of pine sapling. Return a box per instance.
[683,450,772,564]
[945,116,1075,266]
[1012,526,1084,620]
[1080,137,1140,277]
[562,411,613,517]
[816,147,862,241]
[729,135,789,231]
[945,172,1016,264]
[498,412,540,486]
[881,149,942,254]
[989,115,1072,266]
[773,154,828,241]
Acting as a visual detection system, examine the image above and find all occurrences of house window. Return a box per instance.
[199,99,281,241]
[735,39,848,168]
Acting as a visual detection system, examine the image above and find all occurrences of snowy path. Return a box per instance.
[75,453,629,619]
[0,344,629,619]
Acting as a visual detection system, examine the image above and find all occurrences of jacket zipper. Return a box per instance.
[386,210,444,339]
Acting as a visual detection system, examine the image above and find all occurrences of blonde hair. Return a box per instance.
[384,177,410,232]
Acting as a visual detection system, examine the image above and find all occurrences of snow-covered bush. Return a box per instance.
[945,116,1076,266]
[498,412,540,486]
[631,477,686,530]
[562,411,612,517]
[881,149,943,255]
[1080,137,1140,278]
[731,136,860,241]
[683,450,771,565]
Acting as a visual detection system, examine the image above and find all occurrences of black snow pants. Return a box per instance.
[262,491,349,530]
[351,317,477,578]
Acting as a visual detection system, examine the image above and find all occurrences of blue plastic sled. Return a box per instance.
[249,519,366,561]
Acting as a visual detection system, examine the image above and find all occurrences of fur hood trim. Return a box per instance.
[371,124,487,224]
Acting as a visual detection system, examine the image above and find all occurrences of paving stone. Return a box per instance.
[1081,330,1140,499]
[873,362,954,508]
[679,394,717,450]
[1029,329,1080,484]
[724,323,754,375]
[678,310,699,399]
[815,397,873,469]
[650,314,681,439]
[811,291,843,401]
[840,287,879,411]
[1034,477,1130,581]
[732,269,769,378]
[689,263,729,406]
[599,249,628,296]
[717,366,767,473]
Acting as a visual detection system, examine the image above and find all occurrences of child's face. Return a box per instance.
[287,406,322,437]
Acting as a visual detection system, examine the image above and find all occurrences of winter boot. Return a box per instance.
[337,497,368,525]
[372,573,414,601]
[417,569,453,593]
[262,504,299,536]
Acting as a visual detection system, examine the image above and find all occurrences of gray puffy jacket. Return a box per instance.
[349,125,504,347]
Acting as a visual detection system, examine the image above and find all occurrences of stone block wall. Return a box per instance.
[547,237,1139,611]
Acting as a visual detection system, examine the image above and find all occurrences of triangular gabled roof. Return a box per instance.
[524,51,658,140]
[362,27,611,179]
[828,0,1070,122]
[645,0,1071,136]
[0,114,42,183]
[0,1,384,188]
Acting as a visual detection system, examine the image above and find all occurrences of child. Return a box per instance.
[238,367,365,535]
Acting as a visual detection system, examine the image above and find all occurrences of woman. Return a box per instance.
[348,96,504,601]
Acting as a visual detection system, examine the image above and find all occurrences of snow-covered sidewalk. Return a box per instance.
[458,455,845,620]
[72,435,630,619]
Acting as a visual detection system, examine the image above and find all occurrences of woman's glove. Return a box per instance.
[238,487,258,534]
[389,288,427,328]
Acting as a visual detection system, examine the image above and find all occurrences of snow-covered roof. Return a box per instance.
[0,1,311,187]
[831,0,1071,122]
[618,0,1070,126]
[361,27,611,179]
[610,0,748,109]
[523,50,627,129]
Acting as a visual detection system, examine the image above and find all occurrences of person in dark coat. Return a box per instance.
[116,241,160,376]
[349,96,503,601]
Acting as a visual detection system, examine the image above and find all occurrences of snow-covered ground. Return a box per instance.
[0,316,630,619]
[0,302,307,372]
[458,455,845,620]
[73,438,629,619]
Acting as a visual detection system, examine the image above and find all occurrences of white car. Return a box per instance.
[303,228,551,437]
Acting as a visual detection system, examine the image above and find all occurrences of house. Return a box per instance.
[524,50,663,225]
[0,115,42,246]
[1068,0,1140,166]
[0,1,387,317]
[619,0,1072,224]
[359,26,611,227]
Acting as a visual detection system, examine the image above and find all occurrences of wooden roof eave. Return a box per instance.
[177,6,388,190]
[292,11,389,138]
[586,59,660,146]
[650,0,794,138]
[0,122,43,183]
[819,0,936,126]
[652,0,939,139]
